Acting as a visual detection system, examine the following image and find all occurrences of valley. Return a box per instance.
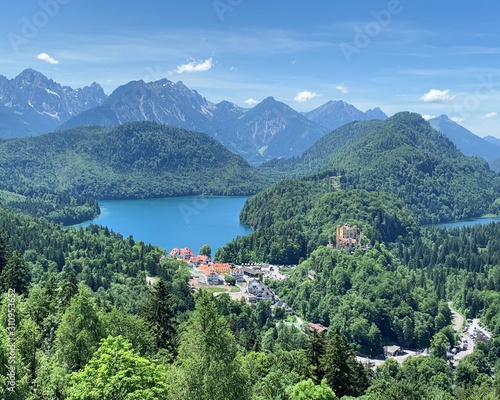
[1,70,500,399]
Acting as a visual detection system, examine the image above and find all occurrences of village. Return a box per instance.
[161,224,494,369]
[168,246,295,310]
[159,224,364,335]
[168,224,363,304]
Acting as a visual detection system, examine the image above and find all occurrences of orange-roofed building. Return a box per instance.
[179,247,194,260]
[194,255,211,265]
[212,262,231,275]
[170,248,180,257]
[196,264,210,276]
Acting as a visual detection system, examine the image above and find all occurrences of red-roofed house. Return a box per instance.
[170,248,180,257]
[194,255,211,265]
[179,247,194,260]
[196,264,213,276]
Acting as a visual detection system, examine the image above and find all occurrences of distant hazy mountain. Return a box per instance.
[61,79,225,137]
[0,69,106,137]
[365,107,388,120]
[428,115,500,162]
[63,81,328,163]
[304,100,387,131]
[484,135,500,147]
[226,96,327,163]
[491,158,500,173]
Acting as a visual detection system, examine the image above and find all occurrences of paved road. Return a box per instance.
[448,302,478,363]
[357,302,491,369]
[448,301,464,333]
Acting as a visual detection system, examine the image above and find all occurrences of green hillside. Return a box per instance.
[216,186,418,265]
[258,119,379,178]
[0,121,270,200]
[329,112,500,223]
[263,112,500,224]
[218,112,500,265]
[0,189,99,225]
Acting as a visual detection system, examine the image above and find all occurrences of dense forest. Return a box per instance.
[1,199,500,398]
[1,113,500,398]
[260,113,500,224]
[216,183,418,265]
[0,189,99,225]
[0,122,271,200]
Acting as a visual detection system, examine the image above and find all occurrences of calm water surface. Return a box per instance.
[429,216,500,229]
[75,196,253,253]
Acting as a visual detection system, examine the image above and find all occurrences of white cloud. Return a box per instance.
[37,53,59,64]
[294,90,320,103]
[420,89,455,103]
[336,85,349,94]
[422,115,436,121]
[482,112,497,119]
[450,116,465,123]
[174,57,213,74]
[244,98,259,106]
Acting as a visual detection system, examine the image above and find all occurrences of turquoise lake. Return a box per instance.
[429,216,500,229]
[75,196,253,253]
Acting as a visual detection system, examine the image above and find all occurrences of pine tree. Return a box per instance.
[172,290,250,400]
[306,329,327,383]
[60,272,79,310]
[0,251,30,295]
[55,284,104,372]
[142,279,177,356]
[321,331,369,398]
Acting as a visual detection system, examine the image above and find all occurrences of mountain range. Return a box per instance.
[304,100,387,131]
[0,69,106,138]
[2,69,500,167]
[1,69,385,163]
[428,115,500,163]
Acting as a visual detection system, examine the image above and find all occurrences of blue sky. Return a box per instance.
[2,0,500,137]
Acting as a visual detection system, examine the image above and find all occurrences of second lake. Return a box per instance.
[76,196,253,254]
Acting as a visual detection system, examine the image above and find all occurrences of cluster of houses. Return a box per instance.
[170,247,230,282]
[170,247,210,264]
[170,248,333,336]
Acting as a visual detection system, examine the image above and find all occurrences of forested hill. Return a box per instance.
[216,185,418,265]
[259,119,382,178]
[262,112,500,224]
[0,122,271,199]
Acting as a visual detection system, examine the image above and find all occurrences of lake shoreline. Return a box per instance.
[425,215,500,229]
[69,195,253,253]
